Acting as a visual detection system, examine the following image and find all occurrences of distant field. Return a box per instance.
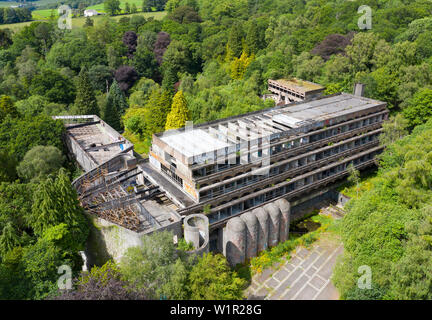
[0,11,167,32]
[87,0,144,13]
[0,0,62,8]
[0,1,22,7]
[32,8,57,20]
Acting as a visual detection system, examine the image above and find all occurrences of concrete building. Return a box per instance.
[146,92,388,254]
[264,78,325,104]
[56,90,389,266]
[53,115,182,264]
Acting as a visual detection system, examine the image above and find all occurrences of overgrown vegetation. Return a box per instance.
[1,0,432,299]
[333,119,432,300]
[53,231,246,300]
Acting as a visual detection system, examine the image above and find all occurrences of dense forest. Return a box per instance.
[1,0,432,299]
[0,7,32,24]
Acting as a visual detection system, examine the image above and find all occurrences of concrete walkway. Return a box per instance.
[246,236,343,300]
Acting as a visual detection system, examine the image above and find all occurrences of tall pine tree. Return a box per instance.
[74,67,99,116]
[165,90,189,130]
[102,80,128,131]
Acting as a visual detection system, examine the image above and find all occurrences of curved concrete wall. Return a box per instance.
[276,198,290,242]
[241,211,258,260]
[264,203,281,248]
[225,217,246,266]
[255,207,269,253]
[184,214,209,256]
[223,199,291,266]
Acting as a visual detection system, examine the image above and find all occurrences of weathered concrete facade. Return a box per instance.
[223,199,291,266]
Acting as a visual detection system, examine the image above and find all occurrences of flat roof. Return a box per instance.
[155,93,386,161]
[270,78,324,92]
[53,115,134,168]
[160,129,230,157]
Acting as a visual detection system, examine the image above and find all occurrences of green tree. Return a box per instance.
[165,90,189,130]
[28,168,88,239]
[29,70,76,104]
[102,80,128,131]
[84,17,94,27]
[17,145,64,182]
[379,114,409,146]
[226,22,243,59]
[142,0,152,12]
[0,151,17,183]
[73,67,99,116]
[188,253,246,300]
[347,163,360,198]
[104,0,121,16]
[120,231,189,299]
[403,88,432,127]
[125,2,131,14]
[0,95,18,118]
[0,222,21,255]
[145,87,172,135]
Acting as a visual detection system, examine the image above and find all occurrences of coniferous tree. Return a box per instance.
[165,90,189,130]
[74,67,99,116]
[102,80,127,131]
[227,23,243,59]
[145,88,171,135]
[84,17,94,27]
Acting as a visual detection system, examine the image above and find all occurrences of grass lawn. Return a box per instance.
[32,8,56,20]
[87,0,145,13]
[0,1,22,7]
[0,10,166,31]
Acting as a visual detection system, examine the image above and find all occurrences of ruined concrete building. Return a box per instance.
[264,78,325,105]
[55,90,388,266]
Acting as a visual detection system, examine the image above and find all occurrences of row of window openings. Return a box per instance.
[207,153,376,223]
[199,134,379,200]
[269,84,305,99]
[193,115,383,178]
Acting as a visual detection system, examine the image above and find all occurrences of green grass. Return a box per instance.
[32,8,57,20]
[0,1,22,7]
[0,10,166,31]
[87,0,146,13]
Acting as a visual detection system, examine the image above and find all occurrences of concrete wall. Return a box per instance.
[223,199,290,267]
[85,214,183,266]
[184,214,209,256]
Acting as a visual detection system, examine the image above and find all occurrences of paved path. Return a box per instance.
[246,236,343,300]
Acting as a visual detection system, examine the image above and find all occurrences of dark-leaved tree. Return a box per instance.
[114,65,139,92]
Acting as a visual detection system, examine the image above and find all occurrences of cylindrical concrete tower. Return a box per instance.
[275,198,291,242]
[240,211,258,260]
[183,214,209,255]
[255,207,269,253]
[225,217,246,266]
[264,203,281,247]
